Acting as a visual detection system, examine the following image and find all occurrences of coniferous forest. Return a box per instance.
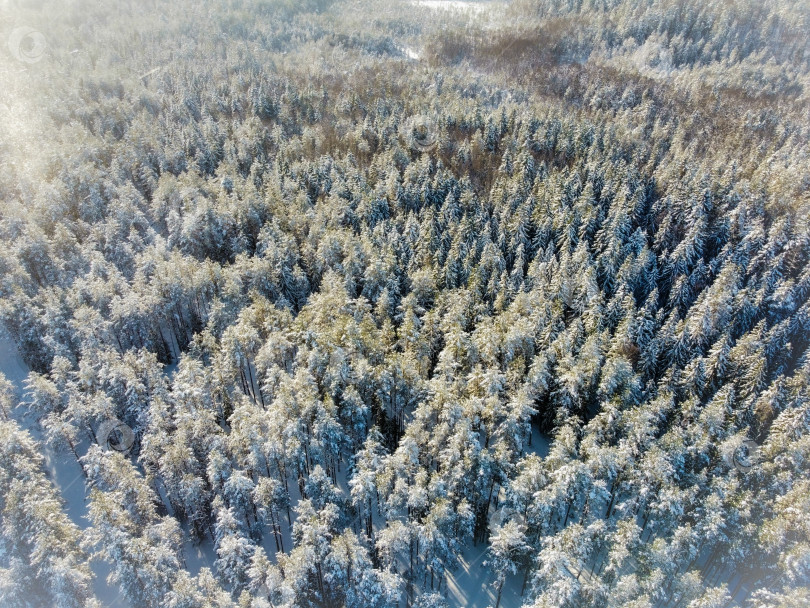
[1,0,809,607]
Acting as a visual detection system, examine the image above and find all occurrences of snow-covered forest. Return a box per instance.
[1,0,809,606]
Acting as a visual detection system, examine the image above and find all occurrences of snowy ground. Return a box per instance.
[0,329,27,393]
[444,428,549,608]
[0,327,127,607]
[446,536,520,608]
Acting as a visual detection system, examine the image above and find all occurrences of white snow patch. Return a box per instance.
[402,45,421,60]
[445,540,527,608]
[0,327,29,394]
[183,534,218,576]
[412,0,489,13]
[163,359,179,379]
[527,425,551,458]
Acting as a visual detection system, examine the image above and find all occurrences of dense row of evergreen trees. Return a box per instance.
[1,0,808,606]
